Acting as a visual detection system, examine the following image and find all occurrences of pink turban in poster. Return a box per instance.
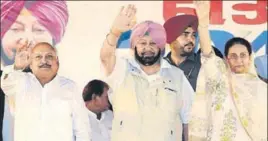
[130,21,167,51]
[1,0,69,44]
[164,15,198,44]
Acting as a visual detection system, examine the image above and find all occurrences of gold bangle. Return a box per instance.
[106,33,116,46]
[110,29,121,38]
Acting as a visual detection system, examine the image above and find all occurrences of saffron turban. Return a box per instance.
[1,0,69,44]
[164,15,198,44]
[130,21,167,51]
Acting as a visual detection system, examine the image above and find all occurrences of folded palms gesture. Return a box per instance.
[111,4,137,34]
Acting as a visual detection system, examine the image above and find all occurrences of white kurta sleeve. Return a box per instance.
[1,65,25,96]
[71,84,91,141]
[180,75,195,124]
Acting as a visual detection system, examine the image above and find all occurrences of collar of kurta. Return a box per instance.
[29,73,60,88]
[88,110,106,121]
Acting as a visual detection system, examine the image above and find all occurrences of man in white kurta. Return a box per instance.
[82,79,113,141]
[88,110,113,141]
[1,42,90,141]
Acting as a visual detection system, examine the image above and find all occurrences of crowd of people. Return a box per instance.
[0,1,267,141]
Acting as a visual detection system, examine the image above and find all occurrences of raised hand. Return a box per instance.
[111,4,137,36]
[14,39,31,70]
[194,0,210,26]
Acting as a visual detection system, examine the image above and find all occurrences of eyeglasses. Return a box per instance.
[32,53,57,61]
[228,53,249,61]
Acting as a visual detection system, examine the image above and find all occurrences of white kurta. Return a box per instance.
[104,56,195,141]
[88,110,113,141]
[1,66,91,141]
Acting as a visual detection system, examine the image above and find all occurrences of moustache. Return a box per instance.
[184,42,194,47]
[141,51,154,56]
[39,63,51,68]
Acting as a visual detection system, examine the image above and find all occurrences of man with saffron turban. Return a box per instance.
[100,4,194,141]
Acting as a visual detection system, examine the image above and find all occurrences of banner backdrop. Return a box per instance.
[1,1,267,90]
